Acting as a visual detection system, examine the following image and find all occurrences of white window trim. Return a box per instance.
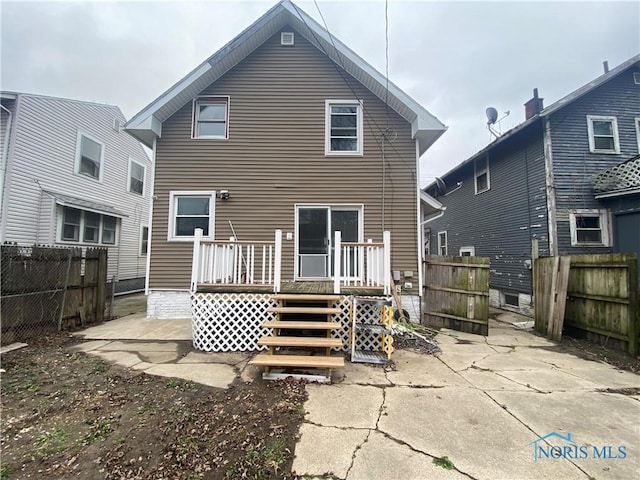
[635,117,640,153]
[139,224,149,256]
[437,231,448,256]
[191,96,230,140]
[324,99,364,156]
[57,206,119,246]
[74,130,105,182]
[167,191,216,242]
[474,156,490,194]
[127,157,146,196]
[459,246,475,256]
[569,209,610,247]
[586,115,620,154]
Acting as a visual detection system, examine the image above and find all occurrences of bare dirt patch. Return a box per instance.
[1,333,306,480]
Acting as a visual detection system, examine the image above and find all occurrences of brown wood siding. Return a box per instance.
[150,29,418,290]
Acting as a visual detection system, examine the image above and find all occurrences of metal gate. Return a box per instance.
[423,254,490,335]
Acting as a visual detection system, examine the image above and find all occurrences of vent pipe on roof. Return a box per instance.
[603,61,609,74]
[524,88,544,120]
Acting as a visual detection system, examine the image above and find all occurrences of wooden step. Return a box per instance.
[262,321,342,330]
[258,336,343,348]
[268,306,341,315]
[271,294,341,302]
[250,353,345,369]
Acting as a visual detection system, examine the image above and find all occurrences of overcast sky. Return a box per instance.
[1,0,638,186]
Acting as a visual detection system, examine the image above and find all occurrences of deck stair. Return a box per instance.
[250,293,345,382]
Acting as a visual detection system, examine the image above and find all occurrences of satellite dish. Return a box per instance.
[434,177,447,197]
[486,107,498,125]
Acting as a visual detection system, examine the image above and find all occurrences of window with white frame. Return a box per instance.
[569,209,610,246]
[437,231,448,255]
[60,207,117,245]
[192,96,229,139]
[459,246,475,256]
[128,159,145,195]
[325,100,363,155]
[75,131,104,181]
[635,118,640,153]
[168,191,216,241]
[140,225,149,256]
[586,116,620,154]
[475,156,490,194]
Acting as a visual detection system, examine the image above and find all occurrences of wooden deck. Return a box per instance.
[196,281,385,296]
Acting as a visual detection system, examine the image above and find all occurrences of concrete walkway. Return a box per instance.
[74,315,640,480]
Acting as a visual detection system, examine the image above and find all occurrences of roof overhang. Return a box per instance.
[420,190,445,217]
[124,0,446,153]
[45,191,128,218]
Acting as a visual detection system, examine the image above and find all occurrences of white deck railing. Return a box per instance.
[333,231,391,295]
[191,229,282,292]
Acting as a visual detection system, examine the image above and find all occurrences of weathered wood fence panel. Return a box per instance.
[423,255,490,335]
[1,245,109,345]
[534,253,638,355]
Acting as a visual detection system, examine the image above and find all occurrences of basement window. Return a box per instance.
[503,293,519,307]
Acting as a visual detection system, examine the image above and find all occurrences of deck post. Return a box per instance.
[274,229,282,293]
[334,230,342,294]
[191,228,203,292]
[383,231,391,295]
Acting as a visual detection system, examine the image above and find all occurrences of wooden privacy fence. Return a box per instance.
[1,245,111,345]
[534,253,639,355]
[423,255,490,335]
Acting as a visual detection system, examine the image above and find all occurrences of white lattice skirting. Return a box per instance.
[191,293,384,353]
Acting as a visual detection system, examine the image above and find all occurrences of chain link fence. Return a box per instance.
[1,245,112,345]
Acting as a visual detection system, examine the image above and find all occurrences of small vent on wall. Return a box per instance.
[113,118,121,132]
[634,72,640,85]
[281,32,294,46]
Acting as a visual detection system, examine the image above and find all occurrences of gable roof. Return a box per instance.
[124,0,446,155]
[425,53,640,190]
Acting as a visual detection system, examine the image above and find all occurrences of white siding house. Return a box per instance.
[0,92,152,292]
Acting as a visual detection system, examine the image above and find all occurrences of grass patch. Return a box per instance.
[35,428,70,457]
[433,455,455,470]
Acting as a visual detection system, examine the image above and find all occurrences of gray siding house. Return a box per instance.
[0,92,152,292]
[425,55,640,316]
[125,0,446,319]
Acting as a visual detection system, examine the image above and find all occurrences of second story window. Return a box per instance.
[75,132,104,181]
[475,156,490,194]
[192,97,229,139]
[325,100,363,155]
[128,159,146,195]
[587,116,619,154]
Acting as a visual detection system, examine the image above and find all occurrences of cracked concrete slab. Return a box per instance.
[458,368,533,391]
[387,350,466,386]
[138,351,180,364]
[75,316,191,340]
[378,386,582,479]
[177,351,250,365]
[497,368,599,392]
[66,340,111,353]
[97,341,179,352]
[560,366,640,389]
[90,350,142,368]
[144,363,237,389]
[292,423,369,478]
[473,351,554,371]
[336,362,392,386]
[489,390,640,480]
[349,430,467,480]
[305,384,383,429]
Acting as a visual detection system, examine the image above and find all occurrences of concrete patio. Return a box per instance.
[74,314,640,480]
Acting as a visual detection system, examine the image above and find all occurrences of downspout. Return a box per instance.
[542,117,559,256]
[144,138,157,297]
[415,139,423,299]
[0,103,13,243]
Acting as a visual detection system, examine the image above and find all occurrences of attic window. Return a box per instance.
[281,32,294,46]
[634,72,640,85]
[192,97,229,139]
